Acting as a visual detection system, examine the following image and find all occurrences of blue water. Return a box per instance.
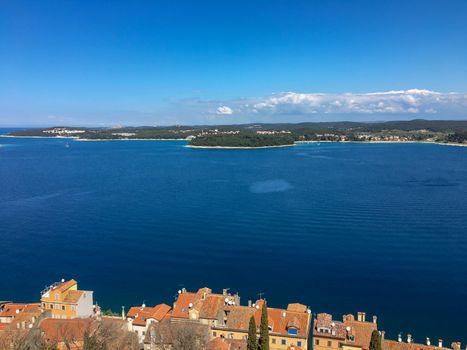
[1,131,466,343]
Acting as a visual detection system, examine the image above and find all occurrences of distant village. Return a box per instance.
[0,279,464,350]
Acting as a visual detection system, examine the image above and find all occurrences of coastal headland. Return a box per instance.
[6,119,467,148]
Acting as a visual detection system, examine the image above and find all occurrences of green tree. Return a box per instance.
[247,315,257,350]
[369,330,382,350]
[258,302,269,350]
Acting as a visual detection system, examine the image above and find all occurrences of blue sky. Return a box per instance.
[1,0,467,126]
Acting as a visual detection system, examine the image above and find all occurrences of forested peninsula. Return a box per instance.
[7,120,467,148]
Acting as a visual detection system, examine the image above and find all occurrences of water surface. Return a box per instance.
[0,133,466,343]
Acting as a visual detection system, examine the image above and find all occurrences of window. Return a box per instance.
[288,327,298,335]
[315,339,320,345]
[62,306,65,311]
[50,304,53,309]
[298,341,302,347]
[272,339,276,344]
[328,341,332,347]
[213,332,217,337]
[281,339,286,345]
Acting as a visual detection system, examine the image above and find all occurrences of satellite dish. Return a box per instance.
[189,303,193,308]
[331,322,335,327]
[307,309,311,314]
[346,326,351,331]
[282,312,286,317]
[178,290,182,294]
[142,303,146,308]
[256,305,260,309]
[61,278,65,283]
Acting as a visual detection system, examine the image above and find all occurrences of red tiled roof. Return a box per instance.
[171,292,196,318]
[208,337,231,350]
[0,303,40,318]
[383,340,453,350]
[128,304,171,326]
[343,318,377,350]
[199,295,225,319]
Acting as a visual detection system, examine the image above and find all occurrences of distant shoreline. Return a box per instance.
[296,140,467,147]
[2,135,466,148]
[186,144,296,149]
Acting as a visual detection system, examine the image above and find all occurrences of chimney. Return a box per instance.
[398,334,402,343]
[439,339,443,348]
[451,343,461,350]
[427,338,431,346]
[248,300,252,307]
[357,312,366,322]
[122,306,125,320]
[407,334,412,343]
[381,331,385,340]
[182,288,186,293]
[373,316,377,324]
[223,289,228,296]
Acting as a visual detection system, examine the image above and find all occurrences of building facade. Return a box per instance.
[40,279,94,319]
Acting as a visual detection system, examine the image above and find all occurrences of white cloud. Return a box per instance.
[216,106,233,115]
[170,89,467,124]
[213,89,466,119]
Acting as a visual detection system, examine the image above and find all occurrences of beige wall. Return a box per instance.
[211,328,308,350]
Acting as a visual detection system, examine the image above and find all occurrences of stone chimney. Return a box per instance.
[451,343,461,350]
[181,288,186,293]
[223,289,228,296]
[427,338,431,346]
[373,316,377,324]
[407,334,412,343]
[439,339,443,348]
[248,300,252,307]
[357,312,366,322]
[398,334,402,342]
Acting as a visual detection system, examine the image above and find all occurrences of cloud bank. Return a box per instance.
[3,89,466,126]
[221,89,467,117]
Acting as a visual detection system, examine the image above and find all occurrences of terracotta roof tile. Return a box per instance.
[208,337,231,350]
[0,303,40,318]
[171,292,196,318]
[128,304,171,326]
[63,290,83,303]
[383,340,453,350]
[343,318,377,350]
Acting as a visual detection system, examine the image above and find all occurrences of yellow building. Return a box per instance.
[40,279,94,319]
[171,287,312,350]
[313,312,377,350]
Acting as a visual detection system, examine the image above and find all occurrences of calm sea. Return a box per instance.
[1,130,466,343]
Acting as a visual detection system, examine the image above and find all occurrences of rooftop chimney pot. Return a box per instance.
[439,339,443,348]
